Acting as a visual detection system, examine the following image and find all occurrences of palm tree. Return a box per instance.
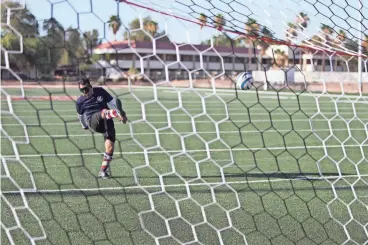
[145,20,158,37]
[214,14,225,46]
[257,26,273,70]
[108,15,122,41]
[320,24,334,71]
[245,18,259,41]
[215,14,225,31]
[320,24,334,42]
[244,18,260,66]
[199,13,207,29]
[286,22,298,42]
[336,30,346,42]
[363,34,368,54]
[296,12,310,29]
[334,29,346,51]
[296,12,310,70]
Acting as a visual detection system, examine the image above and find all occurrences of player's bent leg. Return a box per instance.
[101,109,123,121]
[89,112,105,133]
[99,140,114,179]
[99,119,116,179]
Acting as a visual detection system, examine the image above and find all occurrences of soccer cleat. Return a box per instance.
[98,168,110,179]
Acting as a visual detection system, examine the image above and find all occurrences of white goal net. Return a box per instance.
[1,0,368,244]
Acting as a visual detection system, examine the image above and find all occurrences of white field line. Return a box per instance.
[7,86,368,98]
[2,144,366,158]
[3,99,367,105]
[2,174,367,195]
[1,105,363,112]
[1,128,366,139]
[2,118,368,126]
[2,109,359,116]
[3,155,365,169]
[2,111,368,119]
[204,92,293,99]
[335,100,368,104]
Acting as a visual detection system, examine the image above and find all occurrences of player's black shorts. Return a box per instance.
[89,111,116,143]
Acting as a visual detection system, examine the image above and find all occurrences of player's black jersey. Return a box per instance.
[76,87,113,120]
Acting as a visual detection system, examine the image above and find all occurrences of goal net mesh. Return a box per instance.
[1,0,368,244]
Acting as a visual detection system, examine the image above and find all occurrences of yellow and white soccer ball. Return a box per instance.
[236,72,254,90]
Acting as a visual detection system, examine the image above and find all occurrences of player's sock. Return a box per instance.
[100,152,113,173]
[103,109,120,119]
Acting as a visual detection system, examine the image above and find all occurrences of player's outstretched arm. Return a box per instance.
[77,114,89,129]
[76,100,89,129]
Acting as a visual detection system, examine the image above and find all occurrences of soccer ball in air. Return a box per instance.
[236,72,254,90]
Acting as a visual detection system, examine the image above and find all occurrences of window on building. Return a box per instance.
[157,54,165,61]
[234,57,246,64]
[209,56,220,62]
[181,55,192,62]
[110,53,117,60]
[223,57,232,63]
[120,54,132,60]
[166,54,177,61]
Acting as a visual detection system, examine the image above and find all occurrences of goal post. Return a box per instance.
[1,0,368,245]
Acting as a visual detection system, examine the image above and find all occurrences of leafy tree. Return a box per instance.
[43,17,64,37]
[1,0,103,77]
[201,34,234,47]
[84,29,100,49]
[344,39,359,52]
[1,1,39,37]
[1,1,39,72]
[84,29,101,63]
[40,18,65,72]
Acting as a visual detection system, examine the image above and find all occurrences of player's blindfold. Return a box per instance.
[79,85,91,94]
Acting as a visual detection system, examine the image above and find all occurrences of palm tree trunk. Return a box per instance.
[248,40,252,67]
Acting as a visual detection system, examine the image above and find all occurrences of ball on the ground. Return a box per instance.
[236,71,254,90]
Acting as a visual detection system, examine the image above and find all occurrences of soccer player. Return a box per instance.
[76,78,128,179]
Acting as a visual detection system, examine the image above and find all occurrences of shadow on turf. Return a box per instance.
[3,171,364,197]
[109,171,352,181]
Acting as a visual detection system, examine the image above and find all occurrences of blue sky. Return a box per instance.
[16,0,367,45]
